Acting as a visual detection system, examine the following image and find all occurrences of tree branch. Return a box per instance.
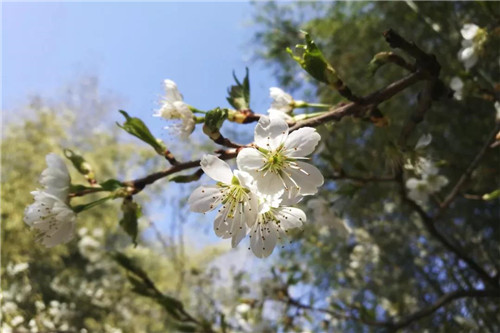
[437,123,500,216]
[396,169,499,288]
[386,289,500,330]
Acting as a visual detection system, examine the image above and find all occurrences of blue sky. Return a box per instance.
[2,2,286,257]
[3,2,276,123]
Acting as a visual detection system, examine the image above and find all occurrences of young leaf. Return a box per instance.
[226,68,250,110]
[117,110,167,155]
[287,32,341,87]
[119,197,141,246]
[63,148,96,183]
[202,107,228,139]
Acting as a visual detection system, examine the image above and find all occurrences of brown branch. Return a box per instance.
[437,124,500,217]
[386,289,500,331]
[286,285,499,331]
[383,29,440,76]
[162,149,179,165]
[284,294,389,328]
[328,171,396,184]
[289,70,425,132]
[122,149,240,194]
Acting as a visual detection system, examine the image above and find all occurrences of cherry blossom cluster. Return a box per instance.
[188,113,324,258]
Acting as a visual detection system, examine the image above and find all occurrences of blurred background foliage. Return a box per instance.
[2,1,500,332]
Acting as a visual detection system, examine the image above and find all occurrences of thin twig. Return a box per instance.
[437,124,500,217]
[386,289,500,330]
[396,169,499,288]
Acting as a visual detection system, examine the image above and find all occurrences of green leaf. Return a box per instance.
[286,32,342,88]
[119,197,141,246]
[202,107,228,139]
[100,179,124,191]
[483,189,500,201]
[117,110,167,155]
[226,68,250,110]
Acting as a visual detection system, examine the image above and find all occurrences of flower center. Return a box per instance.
[217,183,251,220]
[261,145,290,175]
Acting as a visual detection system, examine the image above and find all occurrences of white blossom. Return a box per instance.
[39,153,71,200]
[415,133,432,150]
[458,24,481,70]
[450,76,464,100]
[268,87,295,120]
[237,114,324,199]
[188,155,258,247]
[6,262,29,276]
[236,303,251,313]
[461,24,479,40]
[153,79,195,139]
[24,154,76,247]
[10,316,24,327]
[249,193,306,258]
[406,174,448,203]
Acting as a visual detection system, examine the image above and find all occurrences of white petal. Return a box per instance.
[270,87,293,106]
[286,162,324,196]
[245,191,259,227]
[164,79,183,102]
[200,155,234,184]
[450,77,464,91]
[267,109,293,120]
[250,222,278,258]
[275,206,305,230]
[254,115,289,151]
[461,24,479,40]
[253,171,285,195]
[214,211,232,239]
[233,170,255,189]
[284,127,321,157]
[236,148,265,172]
[405,178,420,190]
[269,87,294,114]
[415,134,432,150]
[40,154,70,200]
[188,185,223,213]
[230,211,247,248]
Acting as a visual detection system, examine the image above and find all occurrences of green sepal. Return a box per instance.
[63,148,96,182]
[119,197,141,246]
[483,189,500,201]
[100,179,124,191]
[117,110,167,155]
[226,68,250,110]
[202,107,228,139]
[286,32,341,88]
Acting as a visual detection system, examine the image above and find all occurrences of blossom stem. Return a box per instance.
[72,196,112,213]
[295,102,332,109]
[188,106,207,114]
[194,116,205,124]
[292,111,327,121]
